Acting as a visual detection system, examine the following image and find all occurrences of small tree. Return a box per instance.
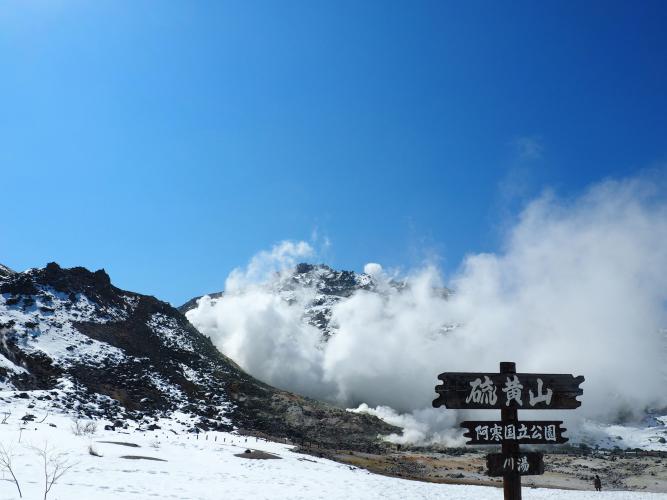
[0,444,22,498]
[32,442,75,500]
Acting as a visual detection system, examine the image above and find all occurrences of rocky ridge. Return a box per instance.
[0,262,395,449]
[180,263,422,339]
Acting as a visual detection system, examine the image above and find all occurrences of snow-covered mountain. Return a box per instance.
[179,263,372,338]
[180,263,443,339]
[0,262,394,448]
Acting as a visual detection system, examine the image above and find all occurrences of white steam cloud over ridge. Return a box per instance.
[225,240,314,292]
[187,177,667,445]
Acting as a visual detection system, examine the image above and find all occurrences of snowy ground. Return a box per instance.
[0,406,665,500]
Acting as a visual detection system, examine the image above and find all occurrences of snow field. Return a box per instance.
[0,409,664,500]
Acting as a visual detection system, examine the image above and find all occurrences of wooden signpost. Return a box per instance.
[433,362,584,500]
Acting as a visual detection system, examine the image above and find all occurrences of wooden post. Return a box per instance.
[500,361,521,500]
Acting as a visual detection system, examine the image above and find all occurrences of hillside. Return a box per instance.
[0,262,395,449]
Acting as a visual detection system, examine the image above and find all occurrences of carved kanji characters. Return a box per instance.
[466,376,498,405]
[530,425,543,439]
[529,378,553,407]
[502,375,524,406]
[544,424,557,441]
[475,425,489,441]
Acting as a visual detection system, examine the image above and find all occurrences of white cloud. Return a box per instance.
[363,263,383,276]
[225,240,314,292]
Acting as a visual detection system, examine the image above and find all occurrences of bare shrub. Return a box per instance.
[0,444,22,498]
[32,442,75,500]
[71,418,97,436]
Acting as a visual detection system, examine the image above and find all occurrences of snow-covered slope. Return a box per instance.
[0,395,664,499]
[0,262,395,449]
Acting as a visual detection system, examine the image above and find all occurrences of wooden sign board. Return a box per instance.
[433,362,584,500]
[460,420,568,445]
[433,372,584,410]
[487,452,544,477]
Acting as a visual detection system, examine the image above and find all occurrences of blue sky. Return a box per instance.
[1,1,666,305]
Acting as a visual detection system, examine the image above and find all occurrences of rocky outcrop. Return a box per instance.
[0,262,396,449]
[0,264,15,280]
[180,263,382,338]
[181,263,449,340]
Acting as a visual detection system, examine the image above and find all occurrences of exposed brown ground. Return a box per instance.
[311,448,667,493]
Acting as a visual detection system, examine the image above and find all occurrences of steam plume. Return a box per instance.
[187,176,667,444]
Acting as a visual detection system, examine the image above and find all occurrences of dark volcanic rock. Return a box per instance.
[0,263,396,450]
[0,264,16,280]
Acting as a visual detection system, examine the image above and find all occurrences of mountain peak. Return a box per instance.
[182,262,386,338]
[0,263,16,280]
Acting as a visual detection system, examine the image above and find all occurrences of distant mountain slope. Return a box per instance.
[0,262,395,449]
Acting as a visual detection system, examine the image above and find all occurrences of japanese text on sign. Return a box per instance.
[468,376,553,408]
[474,423,558,442]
